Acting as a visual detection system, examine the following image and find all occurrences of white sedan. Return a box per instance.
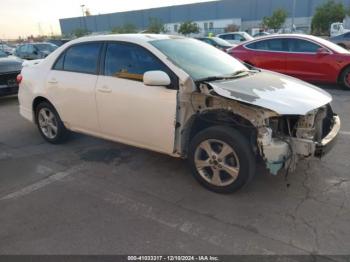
[18,34,340,193]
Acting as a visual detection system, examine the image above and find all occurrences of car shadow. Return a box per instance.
[0,95,18,106]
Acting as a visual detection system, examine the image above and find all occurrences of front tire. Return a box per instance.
[188,126,256,194]
[35,102,69,144]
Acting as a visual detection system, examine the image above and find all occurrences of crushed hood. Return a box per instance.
[209,71,332,115]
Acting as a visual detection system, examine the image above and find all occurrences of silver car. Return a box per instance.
[330,32,350,49]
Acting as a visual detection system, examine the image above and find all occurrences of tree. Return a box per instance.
[147,17,166,34]
[311,0,346,35]
[178,21,200,36]
[112,23,137,34]
[73,28,89,37]
[262,9,288,31]
[224,24,240,33]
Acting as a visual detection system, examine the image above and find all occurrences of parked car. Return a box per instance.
[253,31,270,38]
[229,34,350,89]
[330,32,350,49]
[196,37,235,52]
[18,34,340,193]
[216,32,254,44]
[15,42,58,60]
[0,50,22,96]
[0,43,15,55]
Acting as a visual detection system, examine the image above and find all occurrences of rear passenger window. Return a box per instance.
[288,39,321,53]
[104,42,169,81]
[63,43,101,74]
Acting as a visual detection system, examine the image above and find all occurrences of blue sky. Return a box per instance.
[0,0,215,39]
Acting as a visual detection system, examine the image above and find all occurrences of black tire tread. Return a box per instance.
[35,102,69,144]
[188,126,256,194]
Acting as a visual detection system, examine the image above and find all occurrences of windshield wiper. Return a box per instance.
[195,76,228,82]
[196,70,252,83]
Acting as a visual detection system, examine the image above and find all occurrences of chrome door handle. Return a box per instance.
[97,86,112,93]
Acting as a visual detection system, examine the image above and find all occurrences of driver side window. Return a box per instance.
[104,42,170,82]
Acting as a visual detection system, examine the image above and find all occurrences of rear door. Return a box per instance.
[284,38,332,82]
[244,38,287,74]
[46,42,102,133]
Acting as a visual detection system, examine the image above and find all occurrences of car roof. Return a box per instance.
[69,34,185,45]
[245,33,315,41]
[217,32,246,36]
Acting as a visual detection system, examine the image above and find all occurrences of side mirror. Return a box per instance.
[143,71,171,86]
[317,47,331,55]
[33,50,38,55]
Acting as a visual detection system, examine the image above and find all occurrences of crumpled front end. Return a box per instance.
[257,104,341,175]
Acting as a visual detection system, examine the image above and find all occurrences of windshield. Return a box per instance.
[35,43,58,52]
[150,38,247,81]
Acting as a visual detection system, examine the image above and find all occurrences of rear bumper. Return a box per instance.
[314,115,341,158]
[0,85,18,96]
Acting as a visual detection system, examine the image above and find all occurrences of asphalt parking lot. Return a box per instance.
[0,86,349,255]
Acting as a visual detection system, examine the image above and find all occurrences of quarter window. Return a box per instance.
[53,54,64,70]
[104,42,169,81]
[63,43,101,74]
[288,39,321,53]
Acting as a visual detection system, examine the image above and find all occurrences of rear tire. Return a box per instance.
[35,102,69,144]
[188,126,256,194]
[340,66,350,90]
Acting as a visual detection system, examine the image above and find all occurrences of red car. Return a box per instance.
[229,34,350,89]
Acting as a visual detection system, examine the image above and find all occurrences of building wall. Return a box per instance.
[60,0,350,35]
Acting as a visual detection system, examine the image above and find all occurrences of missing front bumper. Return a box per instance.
[314,115,341,158]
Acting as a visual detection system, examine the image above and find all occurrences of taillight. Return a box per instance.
[16,74,23,84]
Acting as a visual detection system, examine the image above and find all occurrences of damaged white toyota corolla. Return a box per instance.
[18,34,341,193]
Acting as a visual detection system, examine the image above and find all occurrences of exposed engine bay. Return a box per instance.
[175,73,340,176]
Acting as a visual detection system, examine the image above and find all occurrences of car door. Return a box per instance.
[95,42,178,154]
[284,38,332,82]
[46,42,102,133]
[244,38,287,74]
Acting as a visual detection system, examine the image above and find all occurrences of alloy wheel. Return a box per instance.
[38,108,58,139]
[194,139,240,187]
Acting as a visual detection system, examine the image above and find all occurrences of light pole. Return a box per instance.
[292,0,296,32]
[80,4,87,31]
[80,4,85,17]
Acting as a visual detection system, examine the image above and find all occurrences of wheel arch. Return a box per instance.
[32,96,56,124]
[337,64,350,84]
[181,110,258,158]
